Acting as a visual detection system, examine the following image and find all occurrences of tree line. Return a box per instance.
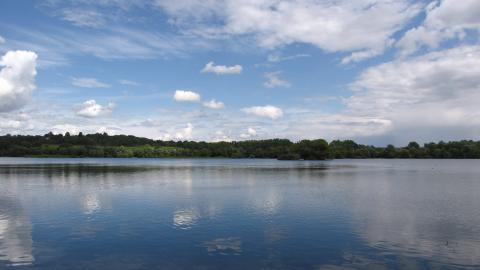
[0,132,479,159]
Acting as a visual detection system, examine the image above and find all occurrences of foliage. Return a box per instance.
[328,139,480,159]
[0,132,479,159]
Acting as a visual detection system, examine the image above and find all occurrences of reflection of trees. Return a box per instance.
[0,160,335,267]
[0,164,169,191]
[0,197,34,266]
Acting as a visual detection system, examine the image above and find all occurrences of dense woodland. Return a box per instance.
[0,132,480,159]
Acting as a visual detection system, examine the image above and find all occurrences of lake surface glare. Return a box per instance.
[1,158,479,269]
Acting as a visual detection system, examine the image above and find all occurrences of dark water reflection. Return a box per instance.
[0,158,479,269]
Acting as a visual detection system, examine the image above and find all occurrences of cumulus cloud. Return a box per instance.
[241,105,283,120]
[0,113,35,134]
[264,71,290,88]
[159,123,194,141]
[72,77,110,88]
[52,124,80,135]
[212,130,232,142]
[31,0,423,64]
[96,126,118,135]
[174,90,201,102]
[75,99,115,118]
[0,120,22,129]
[201,61,242,74]
[156,0,421,63]
[203,99,225,109]
[397,0,480,56]
[240,127,257,139]
[284,114,393,142]
[176,123,193,140]
[347,45,480,142]
[0,50,37,112]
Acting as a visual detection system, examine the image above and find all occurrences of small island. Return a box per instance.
[1,132,479,159]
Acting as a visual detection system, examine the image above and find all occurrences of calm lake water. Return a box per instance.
[0,158,479,269]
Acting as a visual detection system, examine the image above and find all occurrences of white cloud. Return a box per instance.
[118,79,140,86]
[397,0,480,56]
[0,113,35,134]
[0,98,403,143]
[264,71,290,88]
[241,105,283,120]
[157,133,172,141]
[96,126,117,135]
[72,77,110,88]
[5,25,194,67]
[0,120,21,129]
[43,1,146,29]
[159,123,194,141]
[174,90,201,102]
[284,114,393,142]
[0,35,5,44]
[267,53,309,63]
[201,61,242,74]
[341,48,387,65]
[203,99,225,109]
[347,45,480,142]
[12,0,421,66]
[240,127,257,139]
[176,123,193,140]
[0,50,37,112]
[156,0,421,62]
[137,118,156,127]
[256,53,310,67]
[75,100,115,118]
[212,130,232,142]
[52,124,80,135]
[61,8,106,28]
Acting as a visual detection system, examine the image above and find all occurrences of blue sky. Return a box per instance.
[0,0,479,145]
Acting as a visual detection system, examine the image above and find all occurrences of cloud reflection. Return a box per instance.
[82,194,101,215]
[347,171,480,267]
[201,237,242,256]
[172,209,199,230]
[0,197,34,266]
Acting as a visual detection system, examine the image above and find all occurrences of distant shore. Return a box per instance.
[1,133,479,160]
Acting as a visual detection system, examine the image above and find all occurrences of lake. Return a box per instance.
[0,158,479,269]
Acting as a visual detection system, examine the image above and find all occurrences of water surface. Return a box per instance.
[1,158,479,269]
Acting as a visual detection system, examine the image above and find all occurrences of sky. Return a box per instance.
[0,0,479,145]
